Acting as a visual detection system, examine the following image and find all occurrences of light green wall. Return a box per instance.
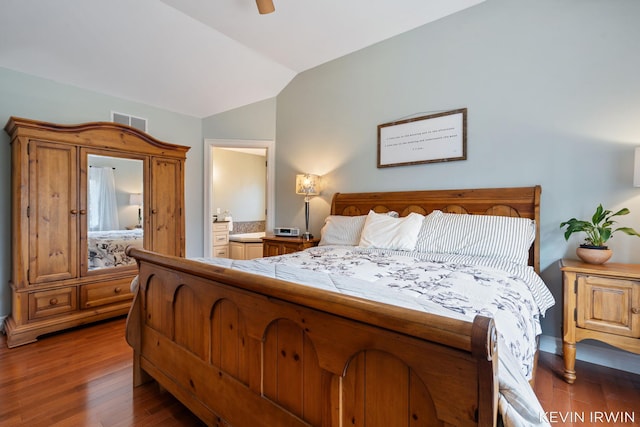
[274,0,640,341]
[202,97,276,140]
[0,67,204,317]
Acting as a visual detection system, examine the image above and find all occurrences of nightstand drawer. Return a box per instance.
[29,287,77,319]
[577,274,640,338]
[261,236,320,257]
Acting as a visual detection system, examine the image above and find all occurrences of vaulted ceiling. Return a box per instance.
[0,0,484,118]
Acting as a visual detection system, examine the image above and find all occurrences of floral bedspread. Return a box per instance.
[269,246,551,378]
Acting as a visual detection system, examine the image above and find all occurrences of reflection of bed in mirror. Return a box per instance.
[88,228,144,270]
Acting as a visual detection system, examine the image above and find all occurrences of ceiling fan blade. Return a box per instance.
[256,0,275,14]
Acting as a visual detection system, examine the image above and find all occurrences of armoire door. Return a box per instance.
[29,140,78,283]
[150,157,184,257]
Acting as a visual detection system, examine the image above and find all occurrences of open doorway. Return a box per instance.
[203,139,275,258]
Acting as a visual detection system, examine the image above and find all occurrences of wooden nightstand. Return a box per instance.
[262,236,320,257]
[560,259,640,383]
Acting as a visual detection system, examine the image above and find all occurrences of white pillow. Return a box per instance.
[319,212,405,246]
[359,210,424,251]
[414,210,536,265]
[319,215,367,246]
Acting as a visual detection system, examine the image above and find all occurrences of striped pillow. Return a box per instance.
[414,210,536,266]
[319,215,367,246]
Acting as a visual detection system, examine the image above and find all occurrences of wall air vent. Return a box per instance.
[111,111,148,133]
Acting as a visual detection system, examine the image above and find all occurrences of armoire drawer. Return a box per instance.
[80,279,134,309]
[29,287,78,320]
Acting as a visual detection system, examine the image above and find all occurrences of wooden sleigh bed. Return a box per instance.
[125,186,544,427]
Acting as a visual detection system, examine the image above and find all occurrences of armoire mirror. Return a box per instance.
[87,154,144,271]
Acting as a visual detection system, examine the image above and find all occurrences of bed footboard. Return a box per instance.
[125,248,498,427]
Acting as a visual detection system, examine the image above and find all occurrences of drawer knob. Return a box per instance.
[632,307,640,315]
[114,287,122,294]
[49,298,58,306]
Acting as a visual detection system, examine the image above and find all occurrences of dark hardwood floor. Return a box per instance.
[1,317,638,426]
[534,351,639,426]
[0,317,205,427]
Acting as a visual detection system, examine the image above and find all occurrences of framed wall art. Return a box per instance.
[377,108,467,168]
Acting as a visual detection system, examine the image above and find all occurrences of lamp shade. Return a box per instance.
[635,147,640,187]
[129,193,143,206]
[296,174,319,196]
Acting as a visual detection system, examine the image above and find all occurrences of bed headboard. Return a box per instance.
[330,186,542,273]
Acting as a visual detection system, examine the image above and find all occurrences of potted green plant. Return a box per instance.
[560,204,640,264]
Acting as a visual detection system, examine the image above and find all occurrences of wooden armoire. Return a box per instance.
[4,117,189,347]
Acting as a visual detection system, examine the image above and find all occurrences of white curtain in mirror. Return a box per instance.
[89,167,120,231]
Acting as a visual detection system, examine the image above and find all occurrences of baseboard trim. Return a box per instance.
[0,315,6,333]
[539,334,640,375]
